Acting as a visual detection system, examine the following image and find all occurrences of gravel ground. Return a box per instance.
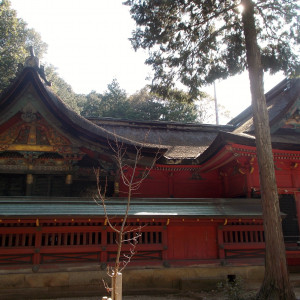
[37,287,300,300]
[38,289,257,300]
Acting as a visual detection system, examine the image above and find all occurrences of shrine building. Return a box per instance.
[0,53,300,297]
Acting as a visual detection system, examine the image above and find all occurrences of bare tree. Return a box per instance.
[94,135,159,300]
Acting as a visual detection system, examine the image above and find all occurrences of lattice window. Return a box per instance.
[0,233,35,247]
[0,219,165,265]
[41,232,102,246]
[223,230,265,243]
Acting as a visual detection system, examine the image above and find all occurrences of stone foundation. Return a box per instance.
[0,263,265,299]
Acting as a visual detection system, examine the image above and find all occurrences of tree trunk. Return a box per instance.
[241,0,295,299]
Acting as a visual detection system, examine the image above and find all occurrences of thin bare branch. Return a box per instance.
[93,168,120,234]
[95,130,160,299]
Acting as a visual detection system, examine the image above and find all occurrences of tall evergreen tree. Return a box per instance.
[81,90,103,117]
[125,0,298,98]
[127,87,164,121]
[125,0,299,299]
[81,79,131,119]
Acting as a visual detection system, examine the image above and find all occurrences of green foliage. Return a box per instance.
[161,98,198,122]
[126,87,163,120]
[81,82,200,123]
[217,276,255,300]
[81,79,130,119]
[150,84,207,103]
[81,91,102,117]
[127,87,199,122]
[125,0,299,98]
[100,79,130,118]
[0,0,47,93]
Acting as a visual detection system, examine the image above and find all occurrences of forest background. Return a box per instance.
[1,0,284,124]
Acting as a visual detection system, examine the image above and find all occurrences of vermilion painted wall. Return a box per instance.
[247,161,300,193]
[166,222,218,260]
[218,158,300,198]
[118,156,300,200]
[119,167,223,198]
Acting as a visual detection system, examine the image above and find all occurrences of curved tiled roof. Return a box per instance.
[88,119,231,159]
[0,68,165,150]
[1,65,299,163]
[0,67,233,160]
[229,78,300,134]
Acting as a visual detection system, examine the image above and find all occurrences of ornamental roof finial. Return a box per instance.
[24,46,51,86]
[24,46,40,68]
[29,46,35,57]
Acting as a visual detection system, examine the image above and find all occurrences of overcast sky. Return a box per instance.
[10,0,284,124]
